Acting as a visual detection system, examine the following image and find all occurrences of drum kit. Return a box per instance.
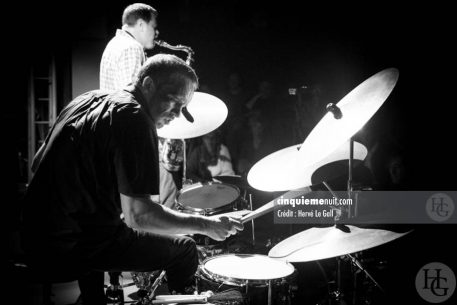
[132,68,411,305]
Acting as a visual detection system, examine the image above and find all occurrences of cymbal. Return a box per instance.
[299,68,399,167]
[268,225,410,262]
[247,141,367,192]
[157,92,228,139]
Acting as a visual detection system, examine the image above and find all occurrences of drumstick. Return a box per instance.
[240,187,312,224]
[152,295,207,304]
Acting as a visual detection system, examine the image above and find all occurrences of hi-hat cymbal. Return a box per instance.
[299,68,399,167]
[247,141,367,192]
[157,92,227,139]
[269,225,410,262]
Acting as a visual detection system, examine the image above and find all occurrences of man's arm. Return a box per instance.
[120,193,243,241]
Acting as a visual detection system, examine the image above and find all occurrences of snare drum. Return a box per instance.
[176,182,241,215]
[198,254,296,304]
[200,254,295,286]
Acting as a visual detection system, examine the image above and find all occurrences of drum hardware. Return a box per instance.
[346,253,384,293]
[105,284,125,304]
[248,193,255,247]
[131,270,167,305]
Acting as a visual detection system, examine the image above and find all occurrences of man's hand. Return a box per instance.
[205,215,244,241]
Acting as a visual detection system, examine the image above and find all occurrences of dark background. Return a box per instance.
[4,1,456,304]
[8,0,456,187]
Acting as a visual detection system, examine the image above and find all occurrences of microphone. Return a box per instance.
[326,103,343,120]
[181,106,194,123]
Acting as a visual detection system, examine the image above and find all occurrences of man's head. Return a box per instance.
[122,3,159,49]
[135,54,199,128]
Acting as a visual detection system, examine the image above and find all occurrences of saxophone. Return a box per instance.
[155,39,194,65]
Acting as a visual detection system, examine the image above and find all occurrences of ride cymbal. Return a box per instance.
[247,141,367,192]
[299,68,399,167]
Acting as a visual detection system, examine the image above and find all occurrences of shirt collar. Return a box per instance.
[124,85,154,121]
[116,29,144,49]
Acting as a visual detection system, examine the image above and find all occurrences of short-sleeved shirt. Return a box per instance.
[21,87,159,255]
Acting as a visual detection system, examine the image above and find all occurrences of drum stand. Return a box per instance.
[320,136,384,304]
[248,193,256,246]
[133,270,167,305]
[244,280,274,305]
[181,139,192,186]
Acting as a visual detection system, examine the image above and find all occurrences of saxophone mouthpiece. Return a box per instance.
[154,40,165,47]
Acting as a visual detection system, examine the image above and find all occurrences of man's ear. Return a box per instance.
[137,18,146,31]
[142,76,155,95]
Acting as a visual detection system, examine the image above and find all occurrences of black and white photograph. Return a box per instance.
[5,1,456,304]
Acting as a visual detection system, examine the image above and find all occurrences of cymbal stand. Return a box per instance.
[181,139,192,186]
[320,181,346,303]
[346,253,385,293]
[248,193,255,246]
[322,181,343,221]
[347,137,355,218]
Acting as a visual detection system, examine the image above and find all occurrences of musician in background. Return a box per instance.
[21,54,243,305]
[100,3,158,91]
[186,129,235,183]
[99,3,182,301]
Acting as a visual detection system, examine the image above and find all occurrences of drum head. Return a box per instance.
[178,183,240,210]
[202,254,295,282]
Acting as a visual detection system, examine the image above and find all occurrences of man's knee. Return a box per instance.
[180,236,197,256]
[177,236,198,268]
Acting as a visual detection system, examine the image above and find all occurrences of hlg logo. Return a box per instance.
[416,262,455,303]
[426,193,454,222]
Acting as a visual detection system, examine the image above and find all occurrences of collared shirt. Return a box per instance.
[22,88,160,253]
[100,29,146,91]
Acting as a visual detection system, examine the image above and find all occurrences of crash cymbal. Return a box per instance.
[269,225,410,262]
[247,141,367,192]
[299,68,399,167]
[157,92,228,139]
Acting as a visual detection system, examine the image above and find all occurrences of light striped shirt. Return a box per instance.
[99,29,146,90]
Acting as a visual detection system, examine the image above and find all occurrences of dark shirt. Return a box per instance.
[21,87,159,257]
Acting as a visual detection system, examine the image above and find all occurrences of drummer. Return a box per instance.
[186,128,235,182]
[20,54,243,304]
